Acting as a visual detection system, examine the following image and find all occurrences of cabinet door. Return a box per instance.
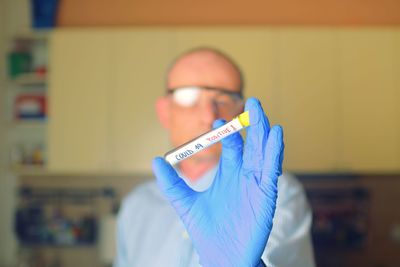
[395,31,400,169]
[48,30,113,172]
[175,28,279,118]
[174,28,338,172]
[275,29,338,172]
[337,30,400,172]
[110,30,174,173]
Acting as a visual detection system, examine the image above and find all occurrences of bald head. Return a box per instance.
[167,48,244,93]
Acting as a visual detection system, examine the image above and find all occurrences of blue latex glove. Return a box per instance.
[152,98,284,267]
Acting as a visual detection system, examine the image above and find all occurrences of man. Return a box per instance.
[114,48,315,267]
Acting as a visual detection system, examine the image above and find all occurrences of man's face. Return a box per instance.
[162,52,243,169]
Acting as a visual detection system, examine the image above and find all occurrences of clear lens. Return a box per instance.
[170,86,243,115]
[172,86,200,107]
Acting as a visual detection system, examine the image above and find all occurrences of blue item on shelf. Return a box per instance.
[31,0,59,29]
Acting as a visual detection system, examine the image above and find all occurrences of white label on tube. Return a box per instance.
[165,118,244,165]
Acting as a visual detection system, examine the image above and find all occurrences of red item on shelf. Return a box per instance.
[35,66,47,77]
[14,94,47,119]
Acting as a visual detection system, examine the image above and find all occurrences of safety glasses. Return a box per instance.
[167,86,243,108]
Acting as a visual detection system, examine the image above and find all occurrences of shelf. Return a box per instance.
[7,120,46,129]
[19,243,96,249]
[12,72,47,86]
[11,165,47,176]
[10,30,51,41]
[8,167,148,178]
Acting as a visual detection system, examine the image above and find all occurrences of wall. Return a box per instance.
[56,0,400,26]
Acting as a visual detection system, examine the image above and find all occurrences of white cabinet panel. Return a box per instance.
[48,30,114,172]
[174,28,279,119]
[337,30,399,172]
[110,30,174,172]
[276,29,338,172]
[174,29,340,172]
[48,28,400,173]
[394,31,400,169]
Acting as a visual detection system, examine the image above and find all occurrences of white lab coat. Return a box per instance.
[114,167,315,267]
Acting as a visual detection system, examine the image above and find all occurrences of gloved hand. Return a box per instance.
[152,98,284,267]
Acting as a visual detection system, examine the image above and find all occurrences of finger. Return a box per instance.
[212,119,226,129]
[260,125,284,194]
[152,157,196,205]
[213,119,244,167]
[243,98,271,176]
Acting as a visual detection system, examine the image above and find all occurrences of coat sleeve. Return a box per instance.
[262,173,315,267]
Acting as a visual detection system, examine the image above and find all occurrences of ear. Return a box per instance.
[156,96,170,129]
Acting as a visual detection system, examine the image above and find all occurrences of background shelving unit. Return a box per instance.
[0,1,54,265]
[5,32,49,172]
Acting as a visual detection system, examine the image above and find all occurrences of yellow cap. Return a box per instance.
[238,111,250,127]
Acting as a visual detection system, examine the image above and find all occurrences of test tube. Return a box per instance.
[164,111,250,165]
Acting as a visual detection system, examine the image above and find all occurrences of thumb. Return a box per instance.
[152,157,196,206]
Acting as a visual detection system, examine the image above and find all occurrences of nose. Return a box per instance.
[198,98,219,125]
